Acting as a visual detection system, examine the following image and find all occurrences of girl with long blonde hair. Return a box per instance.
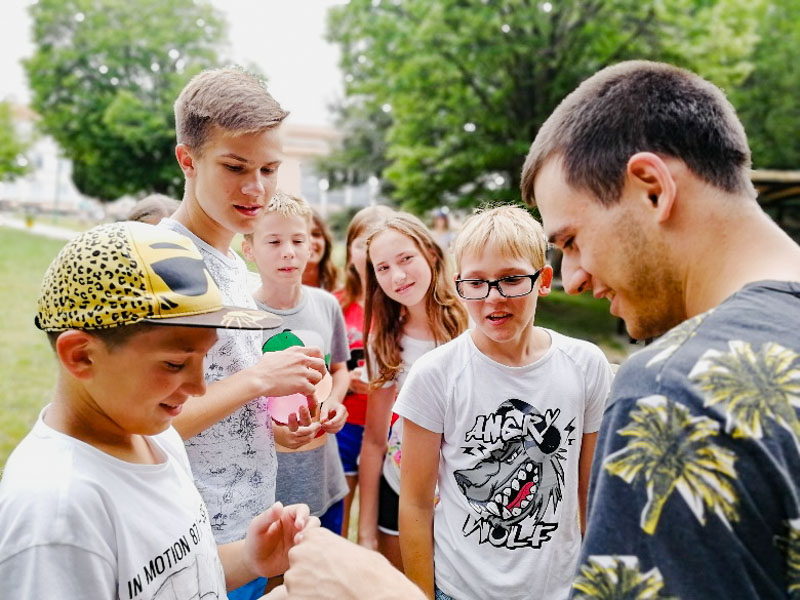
[358,211,467,570]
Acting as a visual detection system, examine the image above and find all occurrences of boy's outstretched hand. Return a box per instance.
[244,502,319,579]
[261,528,425,600]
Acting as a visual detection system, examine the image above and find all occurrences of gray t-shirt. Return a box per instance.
[159,218,276,544]
[575,281,800,599]
[255,286,350,516]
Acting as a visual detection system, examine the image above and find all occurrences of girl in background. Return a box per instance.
[303,209,339,292]
[335,205,395,538]
[357,212,468,570]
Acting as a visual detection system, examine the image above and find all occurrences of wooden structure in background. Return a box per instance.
[752,169,800,242]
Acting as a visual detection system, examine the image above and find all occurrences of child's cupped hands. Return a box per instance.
[320,400,348,434]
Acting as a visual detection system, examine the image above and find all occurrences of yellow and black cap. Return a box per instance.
[35,221,282,331]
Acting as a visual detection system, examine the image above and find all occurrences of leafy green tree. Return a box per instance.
[731,0,800,170]
[25,0,226,201]
[326,0,763,214]
[0,101,31,182]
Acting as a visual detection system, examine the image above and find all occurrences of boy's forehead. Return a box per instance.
[203,125,283,159]
[458,245,538,275]
[256,212,309,234]
[124,325,218,350]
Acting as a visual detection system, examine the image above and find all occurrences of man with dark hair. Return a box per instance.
[524,60,800,598]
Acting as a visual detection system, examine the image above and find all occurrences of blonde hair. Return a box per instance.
[453,204,547,272]
[174,67,288,154]
[339,205,395,310]
[364,212,468,389]
[243,191,311,243]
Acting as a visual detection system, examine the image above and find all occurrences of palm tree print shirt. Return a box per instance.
[573,280,800,600]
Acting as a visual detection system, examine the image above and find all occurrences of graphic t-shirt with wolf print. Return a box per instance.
[394,329,612,600]
[573,281,800,600]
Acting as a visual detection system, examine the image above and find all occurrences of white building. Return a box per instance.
[0,104,101,217]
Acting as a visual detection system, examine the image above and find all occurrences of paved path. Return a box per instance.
[0,215,80,241]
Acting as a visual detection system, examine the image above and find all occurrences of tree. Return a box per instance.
[0,101,31,182]
[25,0,226,201]
[326,0,764,214]
[731,0,800,170]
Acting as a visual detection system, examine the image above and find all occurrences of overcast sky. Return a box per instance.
[0,0,346,126]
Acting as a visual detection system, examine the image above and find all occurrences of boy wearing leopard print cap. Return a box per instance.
[0,221,318,599]
[160,68,327,599]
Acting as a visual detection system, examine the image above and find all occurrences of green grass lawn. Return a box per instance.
[0,227,66,467]
[537,289,632,362]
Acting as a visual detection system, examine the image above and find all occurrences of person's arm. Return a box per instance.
[399,420,440,600]
[173,346,326,440]
[217,502,317,591]
[267,528,425,600]
[357,384,396,549]
[578,431,598,535]
[320,361,350,434]
[348,366,371,395]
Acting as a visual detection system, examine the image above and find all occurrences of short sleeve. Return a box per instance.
[582,347,613,433]
[1,544,117,599]
[329,301,351,365]
[393,355,447,434]
[361,347,393,389]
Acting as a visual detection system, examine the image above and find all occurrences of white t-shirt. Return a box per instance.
[160,218,277,544]
[0,410,226,599]
[362,335,438,494]
[394,329,613,600]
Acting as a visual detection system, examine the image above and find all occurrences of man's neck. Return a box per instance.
[173,193,235,255]
[683,202,800,318]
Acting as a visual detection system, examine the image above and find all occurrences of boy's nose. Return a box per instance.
[242,174,266,197]
[183,360,207,396]
[486,285,504,302]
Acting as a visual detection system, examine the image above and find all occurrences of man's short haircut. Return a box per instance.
[174,67,289,154]
[243,191,312,242]
[453,204,547,272]
[521,60,755,207]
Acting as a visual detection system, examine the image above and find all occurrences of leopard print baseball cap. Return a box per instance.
[35,221,282,331]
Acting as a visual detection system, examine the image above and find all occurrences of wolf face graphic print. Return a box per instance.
[455,399,571,549]
[393,330,612,600]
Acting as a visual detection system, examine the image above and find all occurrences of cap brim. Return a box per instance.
[144,305,282,330]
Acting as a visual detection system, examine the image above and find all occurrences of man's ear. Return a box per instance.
[175,144,197,178]
[55,330,101,380]
[626,152,677,223]
[537,265,554,297]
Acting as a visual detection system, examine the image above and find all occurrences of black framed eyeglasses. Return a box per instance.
[455,270,542,300]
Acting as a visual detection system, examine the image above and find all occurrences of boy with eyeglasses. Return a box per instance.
[393,205,613,600]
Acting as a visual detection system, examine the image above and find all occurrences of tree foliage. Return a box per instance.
[731,0,800,170]
[326,0,763,214]
[0,102,31,182]
[25,0,226,201]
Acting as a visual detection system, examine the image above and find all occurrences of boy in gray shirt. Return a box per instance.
[242,191,350,535]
